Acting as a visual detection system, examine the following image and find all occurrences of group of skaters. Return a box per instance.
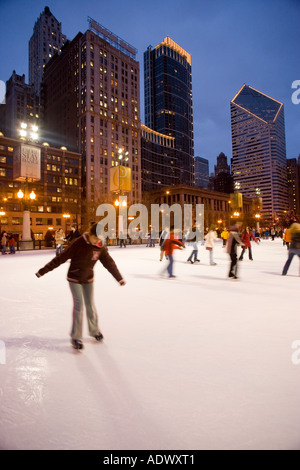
[1,218,298,352]
[158,222,300,279]
[1,231,16,255]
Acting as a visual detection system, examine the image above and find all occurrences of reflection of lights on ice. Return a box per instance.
[16,356,48,405]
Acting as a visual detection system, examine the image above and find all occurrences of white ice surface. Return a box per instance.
[0,239,300,450]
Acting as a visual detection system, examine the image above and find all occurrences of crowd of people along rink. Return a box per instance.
[1,220,300,350]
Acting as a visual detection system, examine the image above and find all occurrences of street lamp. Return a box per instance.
[255,213,261,233]
[19,122,39,142]
[0,211,6,234]
[63,213,71,234]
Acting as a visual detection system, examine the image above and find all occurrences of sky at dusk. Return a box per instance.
[0,0,299,172]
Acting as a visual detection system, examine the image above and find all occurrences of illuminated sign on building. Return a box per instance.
[13,144,41,181]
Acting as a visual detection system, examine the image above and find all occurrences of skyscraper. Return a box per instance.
[4,71,40,138]
[144,37,194,186]
[287,158,300,214]
[29,6,66,96]
[212,152,234,194]
[141,124,176,191]
[43,18,141,210]
[194,156,209,188]
[231,84,288,221]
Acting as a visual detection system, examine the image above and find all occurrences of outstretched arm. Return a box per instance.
[99,247,125,284]
[35,242,76,277]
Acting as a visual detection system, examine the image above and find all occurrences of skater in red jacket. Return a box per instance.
[162,230,185,278]
[239,227,258,261]
[36,223,126,350]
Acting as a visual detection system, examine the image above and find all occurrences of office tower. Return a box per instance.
[144,37,194,186]
[4,71,40,138]
[214,152,230,176]
[231,84,288,220]
[194,156,209,188]
[287,158,300,213]
[212,152,234,193]
[29,6,66,96]
[43,18,141,207]
[141,124,177,191]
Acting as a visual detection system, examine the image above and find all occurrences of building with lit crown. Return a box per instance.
[231,84,288,221]
[144,37,194,186]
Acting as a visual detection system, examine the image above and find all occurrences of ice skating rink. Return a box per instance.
[0,238,300,450]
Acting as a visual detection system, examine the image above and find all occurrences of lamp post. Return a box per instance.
[0,211,6,234]
[113,148,130,240]
[17,184,36,249]
[15,122,40,249]
[63,213,71,235]
[255,213,261,233]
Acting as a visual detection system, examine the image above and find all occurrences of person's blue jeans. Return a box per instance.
[188,249,198,262]
[2,244,6,254]
[282,249,300,275]
[167,254,174,277]
[69,282,100,340]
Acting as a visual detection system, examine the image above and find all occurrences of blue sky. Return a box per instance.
[0,0,299,172]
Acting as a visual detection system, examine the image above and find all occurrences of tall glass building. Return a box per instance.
[194,156,209,188]
[231,84,288,221]
[144,37,194,186]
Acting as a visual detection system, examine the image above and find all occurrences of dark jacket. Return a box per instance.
[66,228,80,242]
[37,234,123,284]
[226,231,243,255]
[290,231,300,250]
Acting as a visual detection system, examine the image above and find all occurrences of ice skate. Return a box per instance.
[94,332,104,342]
[71,339,84,350]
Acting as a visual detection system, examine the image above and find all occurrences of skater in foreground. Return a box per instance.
[35,223,126,350]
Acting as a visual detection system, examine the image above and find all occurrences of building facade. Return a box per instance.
[231,84,288,221]
[3,71,40,139]
[144,37,194,186]
[211,152,234,194]
[287,158,300,214]
[143,185,251,230]
[0,133,81,239]
[141,124,177,191]
[29,6,66,96]
[194,156,209,188]
[43,19,142,216]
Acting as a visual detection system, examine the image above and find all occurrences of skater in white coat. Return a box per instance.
[204,226,218,265]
